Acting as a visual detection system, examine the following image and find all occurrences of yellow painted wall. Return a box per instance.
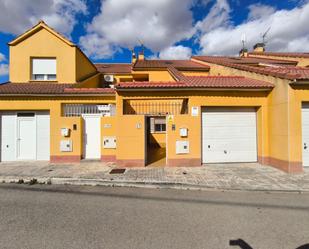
[101,116,117,157]
[288,86,309,165]
[75,49,97,82]
[78,73,101,88]
[118,90,269,164]
[0,96,115,159]
[9,28,76,83]
[116,115,145,161]
[249,54,309,67]
[149,133,166,147]
[9,28,97,83]
[192,58,290,163]
[181,71,209,76]
[132,70,175,82]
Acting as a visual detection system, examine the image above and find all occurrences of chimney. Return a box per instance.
[253,43,265,53]
[138,50,145,61]
[239,48,248,57]
[131,49,137,64]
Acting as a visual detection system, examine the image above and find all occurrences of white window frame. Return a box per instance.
[150,117,166,133]
[31,58,57,81]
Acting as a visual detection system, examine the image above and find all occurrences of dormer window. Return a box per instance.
[31,58,56,81]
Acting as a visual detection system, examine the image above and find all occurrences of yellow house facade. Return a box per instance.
[1,21,309,173]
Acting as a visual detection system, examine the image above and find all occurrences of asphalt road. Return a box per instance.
[0,184,308,249]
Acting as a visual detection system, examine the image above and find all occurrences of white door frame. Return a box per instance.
[16,112,37,160]
[82,114,102,159]
[302,104,309,167]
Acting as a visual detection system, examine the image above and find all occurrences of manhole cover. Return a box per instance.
[110,168,126,174]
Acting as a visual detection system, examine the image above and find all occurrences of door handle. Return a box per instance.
[304,143,307,150]
[208,145,210,149]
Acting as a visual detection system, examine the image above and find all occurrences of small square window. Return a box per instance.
[154,123,166,132]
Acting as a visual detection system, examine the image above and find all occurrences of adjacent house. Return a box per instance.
[1,21,309,173]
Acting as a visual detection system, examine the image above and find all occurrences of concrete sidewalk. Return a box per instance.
[0,161,309,192]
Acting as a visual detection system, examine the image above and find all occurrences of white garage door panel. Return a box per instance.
[36,112,50,160]
[203,128,255,139]
[202,108,257,163]
[1,111,50,162]
[1,113,16,161]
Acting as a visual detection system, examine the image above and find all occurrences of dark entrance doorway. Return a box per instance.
[146,116,166,167]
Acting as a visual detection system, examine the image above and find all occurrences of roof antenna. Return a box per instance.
[239,34,248,57]
[137,38,145,54]
[262,27,271,45]
[241,33,247,50]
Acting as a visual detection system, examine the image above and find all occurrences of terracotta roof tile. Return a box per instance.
[249,52,309,59]
[134,60,209,70]
[0,83,115,95]
[193,56,309,80]
[95,63,132,74]
[116,76,273,89]
[63,87,115,94]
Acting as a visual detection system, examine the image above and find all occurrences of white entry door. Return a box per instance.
[302,104,309,167]
[83,114,101,159]
[202,107,257,163]
[17,114,36,160]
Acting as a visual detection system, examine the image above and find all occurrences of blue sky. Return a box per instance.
[0,0,308,83]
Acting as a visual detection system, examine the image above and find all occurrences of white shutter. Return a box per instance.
[32,58,56,75]
[36,112,50,160]
[202,107,257,163]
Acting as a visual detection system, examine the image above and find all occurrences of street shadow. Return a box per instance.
[230,239,253,249]
[296,244,309,249]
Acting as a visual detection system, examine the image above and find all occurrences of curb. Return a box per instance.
[0,176,308,193]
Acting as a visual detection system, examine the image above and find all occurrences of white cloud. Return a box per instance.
[0,64,9,76]
[0,0,87,36]
[0,53,8,76]
[247,4,276,20]
[159,45,192,60]
[198,2,309,55]
[80,0,194,59]
[195,0,230,33]
[0,53,5,62]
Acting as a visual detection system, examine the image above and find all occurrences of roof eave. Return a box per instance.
[116,87,273,92]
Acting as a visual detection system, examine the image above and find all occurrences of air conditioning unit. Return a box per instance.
[104,74,114,82]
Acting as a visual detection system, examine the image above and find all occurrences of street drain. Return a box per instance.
[109,168,126,174]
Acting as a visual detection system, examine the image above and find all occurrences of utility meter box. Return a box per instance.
[60,140,73,152]
[176,140,189,154]
[103,136,116,149]
[61,128,70,137]
[180,128,188,137]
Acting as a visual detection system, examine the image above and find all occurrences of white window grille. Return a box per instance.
[63,104,116,117]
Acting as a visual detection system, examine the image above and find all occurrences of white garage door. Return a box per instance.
[1,111,50,161]
[301,104,309,167]
[202,107,257,163]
